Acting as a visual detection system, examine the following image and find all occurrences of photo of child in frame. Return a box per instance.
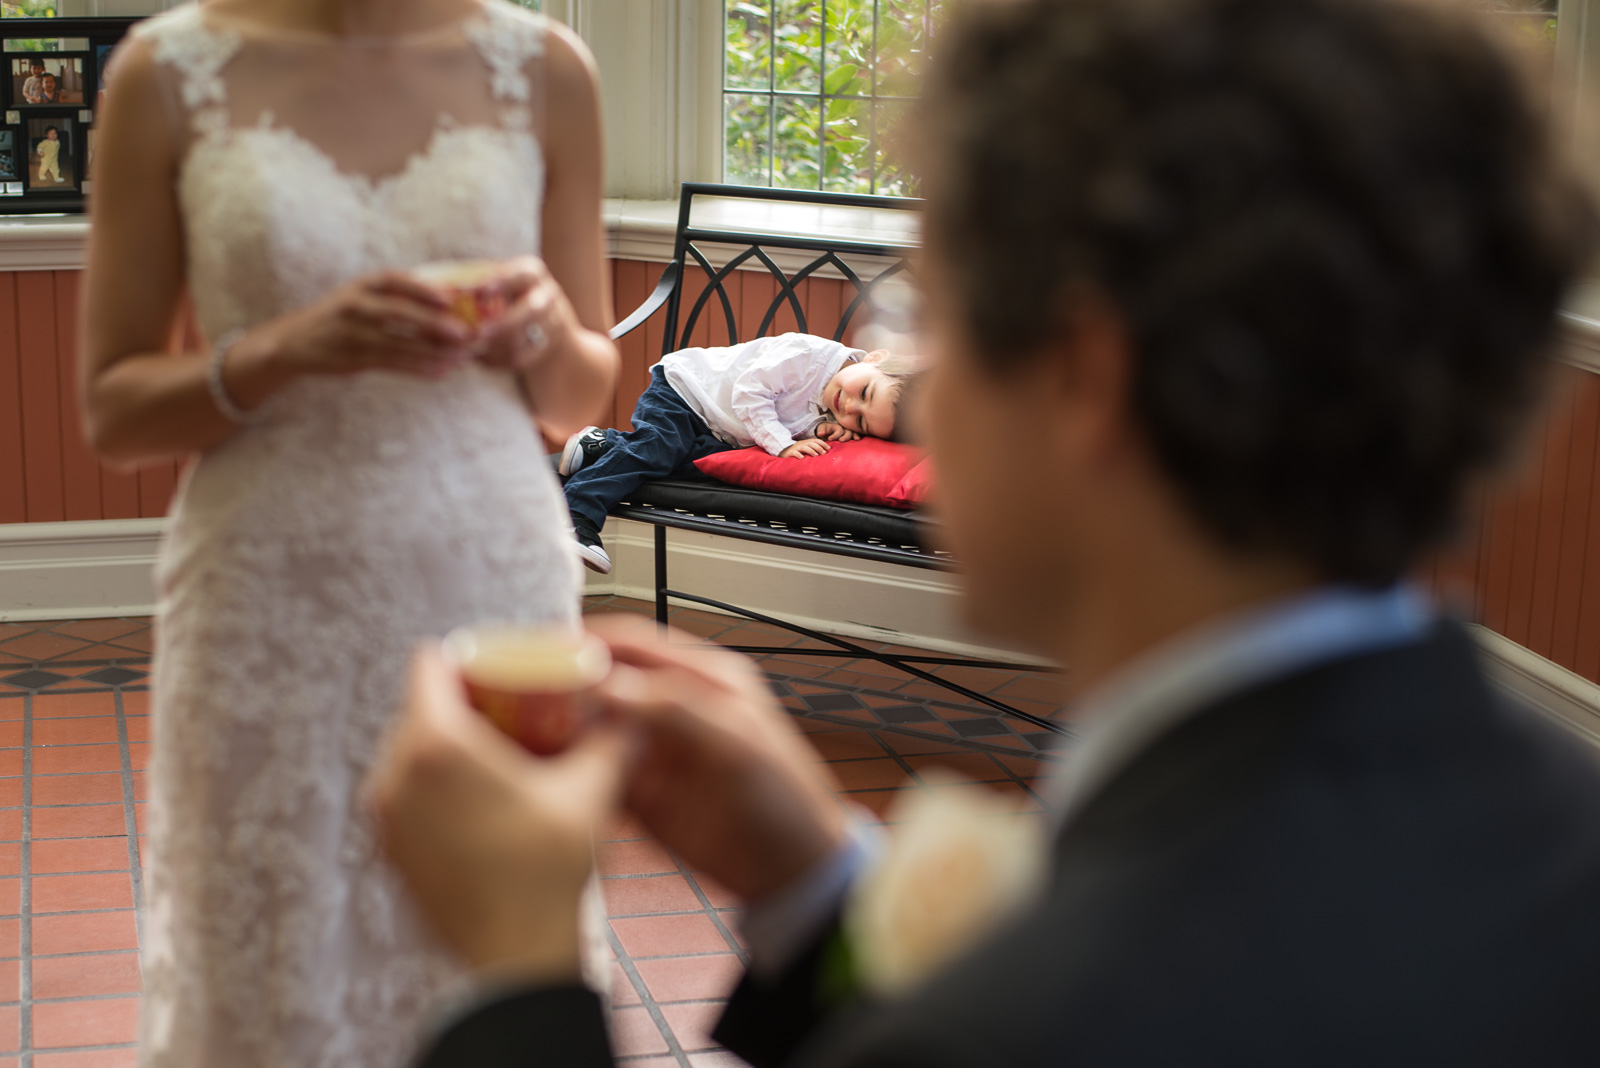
[0,131,16,189]
[12,57,86,107]
[26,117,75,192]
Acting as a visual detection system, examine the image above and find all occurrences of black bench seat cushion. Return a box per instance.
[614,479,941,554]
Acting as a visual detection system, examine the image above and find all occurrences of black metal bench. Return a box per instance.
[607,183,1065,734]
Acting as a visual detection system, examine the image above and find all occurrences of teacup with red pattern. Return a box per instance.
[412,259,510,329]
[442,624,611,756]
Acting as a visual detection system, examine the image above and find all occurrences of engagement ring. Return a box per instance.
[525,323,549,352]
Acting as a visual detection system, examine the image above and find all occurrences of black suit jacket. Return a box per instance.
[416,624,1600,1067]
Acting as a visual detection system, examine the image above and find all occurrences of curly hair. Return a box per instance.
[918,0,1597,584]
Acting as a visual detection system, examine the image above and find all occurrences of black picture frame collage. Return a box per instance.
[0,17,139,215]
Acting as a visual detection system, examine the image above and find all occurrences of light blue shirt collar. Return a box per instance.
[1046,584,1435,826]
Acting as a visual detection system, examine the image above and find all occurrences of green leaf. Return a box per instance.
[823,63,859,95]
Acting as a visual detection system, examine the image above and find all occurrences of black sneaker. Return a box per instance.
[559,426,612,478]
[573,520,612,575]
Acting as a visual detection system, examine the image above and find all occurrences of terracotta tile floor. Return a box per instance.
[0,597,1071,1066]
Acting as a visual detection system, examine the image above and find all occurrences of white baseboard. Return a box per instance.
[0,515,1037,663]
[1471,624,1600,750]
[0,518,167,622]
[585,518,1048,664]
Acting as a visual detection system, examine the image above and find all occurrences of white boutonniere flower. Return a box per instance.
[844,771,1047,997]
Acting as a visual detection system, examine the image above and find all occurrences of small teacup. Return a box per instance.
[412,259,510,328]
[442,624,611,756]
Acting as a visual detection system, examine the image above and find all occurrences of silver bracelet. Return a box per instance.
[206,328,259,424]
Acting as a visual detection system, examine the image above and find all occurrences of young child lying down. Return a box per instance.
[557,331,919,574]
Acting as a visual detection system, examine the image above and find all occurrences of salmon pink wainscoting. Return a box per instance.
[0,269,188,525]
[1431,358,1600,687]
[3,217,1600,691]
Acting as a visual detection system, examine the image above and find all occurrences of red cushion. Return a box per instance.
[693,438,932,510]
[884,456,936,509]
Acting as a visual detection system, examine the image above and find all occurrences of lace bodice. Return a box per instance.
[130,6,601,1067]
[133,0,546,347]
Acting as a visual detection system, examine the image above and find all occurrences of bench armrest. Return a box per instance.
[609,261,682,342]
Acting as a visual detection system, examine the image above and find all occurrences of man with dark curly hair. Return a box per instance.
[371,0,1600,1064]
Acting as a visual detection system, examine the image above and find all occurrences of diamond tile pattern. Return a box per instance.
[800,693,861,712]
[77,670,146,688]
[0,673,68,693]
[0,602,1070,1063]
[950,717,1009,738]
[874,705,936,724]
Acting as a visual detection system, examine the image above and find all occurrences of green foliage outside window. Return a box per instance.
[1,0,57,15]
[2,0,62,55]
[725,0,940,197]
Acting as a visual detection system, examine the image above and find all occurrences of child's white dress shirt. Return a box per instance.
[658,332,862,454]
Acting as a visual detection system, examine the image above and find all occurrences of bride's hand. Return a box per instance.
[237,271,478,384]
[474,256,578,372]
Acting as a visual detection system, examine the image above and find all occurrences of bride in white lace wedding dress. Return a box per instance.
[78,1,618,1063]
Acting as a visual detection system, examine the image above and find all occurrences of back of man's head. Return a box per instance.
[920,0,1596,585]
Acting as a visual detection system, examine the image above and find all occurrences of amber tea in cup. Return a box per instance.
[412,260,509,328]
[443,624,610,756]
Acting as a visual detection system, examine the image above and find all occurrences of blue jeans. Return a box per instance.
[564,366,736,532]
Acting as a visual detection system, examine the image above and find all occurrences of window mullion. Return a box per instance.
[820,0,829,190]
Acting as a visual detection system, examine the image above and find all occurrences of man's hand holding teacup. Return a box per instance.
[370,617,847,987]
[367,647,625,986]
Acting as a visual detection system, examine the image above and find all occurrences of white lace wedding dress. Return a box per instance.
[129,4,600,1064]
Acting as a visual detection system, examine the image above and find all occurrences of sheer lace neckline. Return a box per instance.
[236,116,527,197]
[200,0,489,49]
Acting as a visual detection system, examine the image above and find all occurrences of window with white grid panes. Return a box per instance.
[723,0,940,196]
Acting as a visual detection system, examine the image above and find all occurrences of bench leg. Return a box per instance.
[654,524,669,625]
[665,589,1071,738]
